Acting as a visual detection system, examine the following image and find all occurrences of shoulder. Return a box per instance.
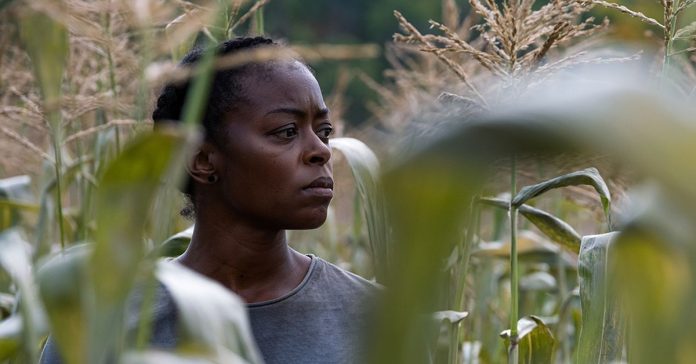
[311,256,382,297]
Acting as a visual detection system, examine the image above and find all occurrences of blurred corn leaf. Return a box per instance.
[0,229,46,363]
[576,232,624,363]
[479,197,581,253]
[511,168,612,229]
[0,315,21,359]
[156,261,263,363]
[122,350,226,363]
[370,68,696,364]
[330,137,390,282]
[18,7,68,110]
[372,153,482,364]
[501,316,556,364]
[433,310,469,325]
[520,271,557,292]
[88,129,191,363]
[0,293,14,320]
[0,175,35,231]
[37,244,91,364]
[610,191,696,364]
[160,225,194,258]
[474,230,576,267]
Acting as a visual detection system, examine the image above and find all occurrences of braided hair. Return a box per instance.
[152,36,280,217]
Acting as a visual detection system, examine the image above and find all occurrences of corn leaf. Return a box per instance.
[610,192,696,364]
[88,129,190,363]
[0,229,46,363]
[473,230,576,268]
[0,315,21,359]
[37,244,91,364]
[479,197,581,253]
[371,152,482,364]
[0,175,34,231]
[159,225,194,258]
[500,316,557,364]
[330,137,390,283]
[511,168,611,229]
[156,261,262,363]
[123,349,253,363]
[576,232,624,363]
[18,8,68,111]
[433,310,469,325]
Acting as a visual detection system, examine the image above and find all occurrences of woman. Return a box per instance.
[41,37,379,364]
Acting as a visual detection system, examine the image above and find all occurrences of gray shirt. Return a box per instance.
[40,255,379,364]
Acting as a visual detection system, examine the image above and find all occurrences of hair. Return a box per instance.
[151,36,282,218]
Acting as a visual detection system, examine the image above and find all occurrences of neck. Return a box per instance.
[175,212,310,303]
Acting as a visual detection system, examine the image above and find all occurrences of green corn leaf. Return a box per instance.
[511,168,611,229]
[0,175,35,231]
[576,232,624,363]
[0,293,14,319]
[37,244,91,364]
[18,8,68,112]
[330,137,390,283]
[0,315,21,359]
[473,230,576,268]
[156,260,263,363]
[88,128,191,363]
[0,229,46,363]
[433,310,469,325]
[500,316,557,364]
[609,191,696,364]
[479,197,581,253]
[123,349,254,363]
[159,225,194,258]
[371,152,481,364]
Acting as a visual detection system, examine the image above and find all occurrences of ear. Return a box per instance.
[187,141,218,185]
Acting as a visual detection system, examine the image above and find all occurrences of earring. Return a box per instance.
[207,175,218,183]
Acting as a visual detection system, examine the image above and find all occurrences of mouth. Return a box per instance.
[302,177,334,198]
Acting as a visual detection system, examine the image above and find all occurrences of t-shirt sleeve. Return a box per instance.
[39,336,63,364]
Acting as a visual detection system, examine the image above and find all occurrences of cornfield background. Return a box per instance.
[1,0,696,363]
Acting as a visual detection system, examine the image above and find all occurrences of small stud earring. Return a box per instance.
[207,175,218,183]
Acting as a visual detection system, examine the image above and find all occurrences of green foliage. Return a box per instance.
[511,168,612,230]
[501,316,557,364]
[37,245,90,364]
[576,232,624,363]
[330,137,390,283]
[156,261,263,363]
[479,197,581,253]
[0,229,45,363]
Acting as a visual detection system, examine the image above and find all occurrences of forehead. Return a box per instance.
[239,60,324,108]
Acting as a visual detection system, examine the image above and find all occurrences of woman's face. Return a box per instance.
[210,60,333,230]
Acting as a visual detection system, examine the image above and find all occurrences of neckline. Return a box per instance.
[247,254,317,308]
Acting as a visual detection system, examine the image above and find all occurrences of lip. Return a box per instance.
[302,177,334,198]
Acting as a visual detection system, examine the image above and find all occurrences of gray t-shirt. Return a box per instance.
[40,255,379,364]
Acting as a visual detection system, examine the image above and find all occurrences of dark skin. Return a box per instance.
[175,60,334,304]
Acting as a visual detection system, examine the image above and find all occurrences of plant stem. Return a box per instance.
[103,7,121,152]
[508,156,519,364]
[256,7,265,35]
[50,112,66,250]
[662,0,681,80]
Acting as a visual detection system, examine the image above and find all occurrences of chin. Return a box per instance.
[287,207,328,230]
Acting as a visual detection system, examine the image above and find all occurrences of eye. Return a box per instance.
[272,125,298,140]
[316,125,333,142]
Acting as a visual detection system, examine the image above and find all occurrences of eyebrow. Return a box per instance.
[265,107,330,119]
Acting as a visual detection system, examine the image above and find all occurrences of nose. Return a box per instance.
[302,133,331,166]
